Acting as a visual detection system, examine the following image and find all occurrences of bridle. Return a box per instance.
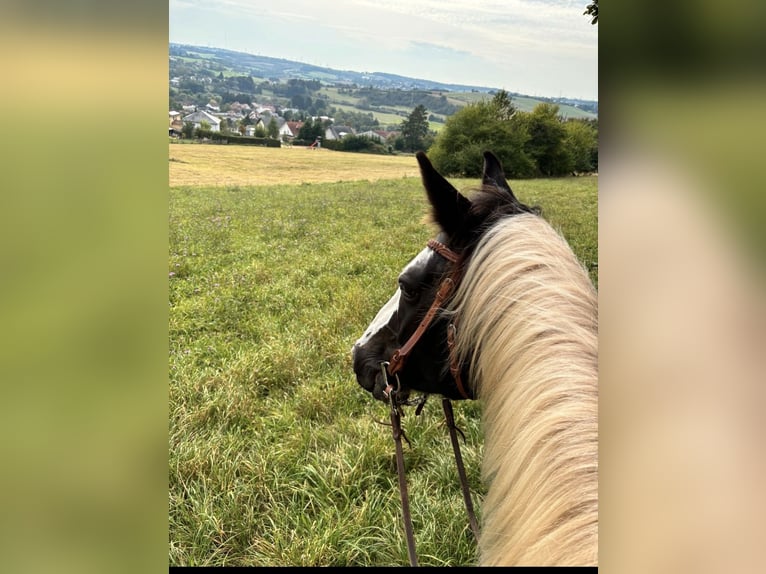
[378,238,480,566]
[384,238,472,401]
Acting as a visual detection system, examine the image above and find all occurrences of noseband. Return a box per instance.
[384,238,472,401]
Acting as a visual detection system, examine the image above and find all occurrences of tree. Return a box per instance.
[521,104,573,176]
[584,0,598,25]
[428,99,534,178]
[328,108,380,132]
[181,121,195,139]
[491,89,516,120]
[291,94,308,109]
[400,104,430,152]
[297,117,324,142]
[267,118,279,139]
[235,75,256,93]
[563,119,598,173]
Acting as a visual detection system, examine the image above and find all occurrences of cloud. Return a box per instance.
[169,0,597,99]
[408,42,475,60]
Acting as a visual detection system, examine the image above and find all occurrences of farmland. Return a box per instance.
[169,143,420,187]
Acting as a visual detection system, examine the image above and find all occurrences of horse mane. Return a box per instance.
[448,212,598,566]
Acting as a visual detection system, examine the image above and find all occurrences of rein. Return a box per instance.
[379,239,480,565]
[381,372,480,566]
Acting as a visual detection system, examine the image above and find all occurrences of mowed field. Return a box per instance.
[168,142,597,566]
[169,143,421,187]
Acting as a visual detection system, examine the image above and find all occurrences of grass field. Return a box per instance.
[169,143,420,187]
[168,144,597,565]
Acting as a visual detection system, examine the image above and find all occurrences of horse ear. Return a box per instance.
[416,151,471,235]
[483,150,542,215]
[482,151,517,197]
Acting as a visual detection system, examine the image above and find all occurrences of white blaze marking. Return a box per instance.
[354,288,400,348]
[354,247,435,348]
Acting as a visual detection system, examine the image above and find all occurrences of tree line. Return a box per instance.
[351,87,461,116]
[423,91,598,177]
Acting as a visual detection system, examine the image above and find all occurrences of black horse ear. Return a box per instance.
[482,150,535,212]
[482,151,515,196]
[416,151,471,236]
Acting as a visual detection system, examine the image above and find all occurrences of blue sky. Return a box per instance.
[169,0,598,101]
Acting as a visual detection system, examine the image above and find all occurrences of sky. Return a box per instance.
[169,0,598,101]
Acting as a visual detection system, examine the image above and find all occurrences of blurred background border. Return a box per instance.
[0,1,764,572]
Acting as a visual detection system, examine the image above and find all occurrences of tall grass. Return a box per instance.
[169,175,597,565]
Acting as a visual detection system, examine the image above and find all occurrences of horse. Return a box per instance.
[351,151,598,566]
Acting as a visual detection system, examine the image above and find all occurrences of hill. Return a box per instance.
[169,43,598,122]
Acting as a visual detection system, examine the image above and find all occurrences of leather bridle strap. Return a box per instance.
[387,239,472,401]
[387,240,459,377]
[442,398,481,544]
[382,239,480,565]
[387,388,418,566]
[385,389,481,566]
[426,238,459,264]
[387,275,455,377]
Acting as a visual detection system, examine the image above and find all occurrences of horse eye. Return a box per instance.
[399,281,419,300]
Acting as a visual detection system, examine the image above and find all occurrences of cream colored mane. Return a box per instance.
[449,213,598,566]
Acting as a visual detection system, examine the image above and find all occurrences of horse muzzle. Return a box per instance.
[351,343,409,402]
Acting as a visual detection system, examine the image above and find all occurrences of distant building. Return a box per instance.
[286,121,303,139]
[357,130,391,143]
[182,110,221,132]
[324,125,356,140]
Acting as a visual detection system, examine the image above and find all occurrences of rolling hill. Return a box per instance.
[169,43,598,122]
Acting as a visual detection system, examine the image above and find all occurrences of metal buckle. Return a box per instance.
[380,361,401,398]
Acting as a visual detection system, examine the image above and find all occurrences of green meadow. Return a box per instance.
[168,153,597,565]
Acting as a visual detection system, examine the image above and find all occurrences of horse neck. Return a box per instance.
[451,214,599,566]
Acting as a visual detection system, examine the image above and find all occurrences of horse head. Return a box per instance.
[351,151,538,402]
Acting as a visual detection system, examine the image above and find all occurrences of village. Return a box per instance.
[168,101,398,146]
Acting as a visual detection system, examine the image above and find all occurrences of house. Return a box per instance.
[286,121,303,139]
[253,115,293,139]
[357,130,389,143]
[254,104,276,115]
[274,117,293,139]
[324,125,356,140]
[182,110,221,132]
[229,102,252,114]
[169,111,184,137]
[376,130,398,140]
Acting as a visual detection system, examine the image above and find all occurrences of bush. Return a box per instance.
[311,136,390,154]
[520,104,574,176]
[564,119,598,173]
[428,98,597,178]
[195,127,213,140]
[189,132,282,147]
[428,99,535,178]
